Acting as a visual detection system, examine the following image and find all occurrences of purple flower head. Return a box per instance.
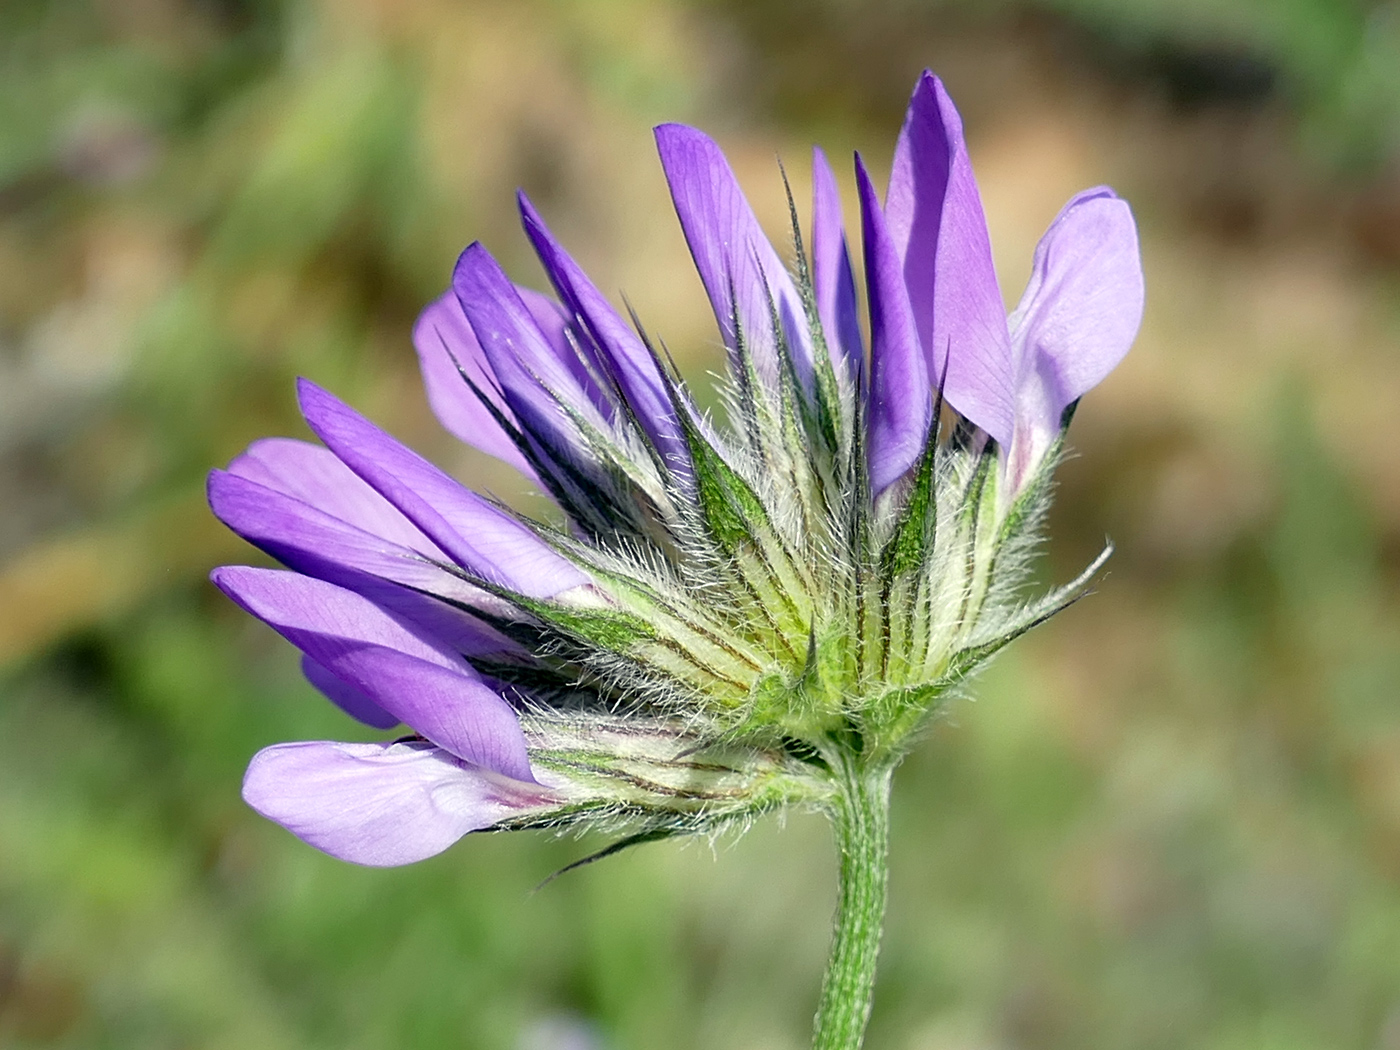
[213,71,1138,868]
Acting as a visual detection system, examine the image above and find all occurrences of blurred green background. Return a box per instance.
[2,0,1400,1047]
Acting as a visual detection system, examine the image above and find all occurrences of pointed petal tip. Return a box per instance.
[205,470,241,531]
[294,376,338,427]
[516,187,542,226]
[653,121,699,146]
[451,241,496,287]
[913,69,955,109]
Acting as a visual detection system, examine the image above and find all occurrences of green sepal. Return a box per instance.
[777,163,843,465]
[536,826,682,888]
[994,431,1064,550]
[880,436,938,584]
[941,539,1113,687]
[512,595,659,651]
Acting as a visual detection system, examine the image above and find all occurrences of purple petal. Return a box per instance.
[213,564,461,667]
[452,243,613,468]
[227,437,444,557]
[213,567,533,780]
[412,293,539,479]
[328,647,535,781]
[857,154,930,496]
[302,654,400,729]
[208,469,519,658]
[1008,187,1144,424]
[654,123,814,396]
[297,379,588,598]
[517,192,690,474]
[212,463,446,589]
[886,71,1014,445]
[243,740,555,866]
[811,146,864,383]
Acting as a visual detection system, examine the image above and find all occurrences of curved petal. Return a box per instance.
[208,469,520,658]
[811,146,864,385]
[213,565,461,668]
[857,154,930,496]
[1009,187,1144,421]
[412,293,538,479]
[227,437,444,556]
[301,654,399,729]
[297,379,588,598]
[328,647,534,781]
[242,740,554,866]
[517,191,689,474]
[886,71,1014,445]
[212,567,533,780]
[654,123,814,396]
[452,243,613,473]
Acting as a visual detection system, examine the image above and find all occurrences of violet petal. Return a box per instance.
[412,293,538,479]
[517,192,690,473]
[297,379,588,598]
[1008,187,1144,429]
[301,654,400,730]
[886,71,1015,445]
[654,123,814,395]
[810,146,864,383]
[212,567,533,780]
[243,739,551,866]
[857,153,930,496]
[326,646,535,782]
[452,243,613,468]
[516,284,615,421]
[208,469,519,658]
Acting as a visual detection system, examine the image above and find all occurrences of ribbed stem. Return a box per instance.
[812,756,892,1050]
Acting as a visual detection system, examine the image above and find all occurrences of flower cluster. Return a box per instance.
[211,71,1142,868]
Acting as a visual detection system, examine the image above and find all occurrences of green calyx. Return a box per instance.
[486,371,1103,774]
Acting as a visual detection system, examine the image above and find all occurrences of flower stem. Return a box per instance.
[812,756,892,1050]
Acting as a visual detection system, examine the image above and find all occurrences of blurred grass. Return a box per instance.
[2,0,1400,1048]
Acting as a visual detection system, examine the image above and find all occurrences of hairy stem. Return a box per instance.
[812,755,892,1050]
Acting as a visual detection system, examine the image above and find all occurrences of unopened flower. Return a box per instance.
[212,68,1142,1046]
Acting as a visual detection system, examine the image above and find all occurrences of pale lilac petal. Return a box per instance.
[452,243,613,467]
[208,469,519,658]
[212,567,533,780]
[1008,187,1144,420]
[302,654,400,729]
[857,154,930,496]
[243,740,554,866]
[811,146,863,383]
[297,379,588,598]
[412,293,538,479]
[654,123,814,395]
[886,71,1014,445]
[517,192,689,473]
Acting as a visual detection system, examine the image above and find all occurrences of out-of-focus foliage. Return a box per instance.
[2,1,1399,1048]
[714,0,1400,167]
